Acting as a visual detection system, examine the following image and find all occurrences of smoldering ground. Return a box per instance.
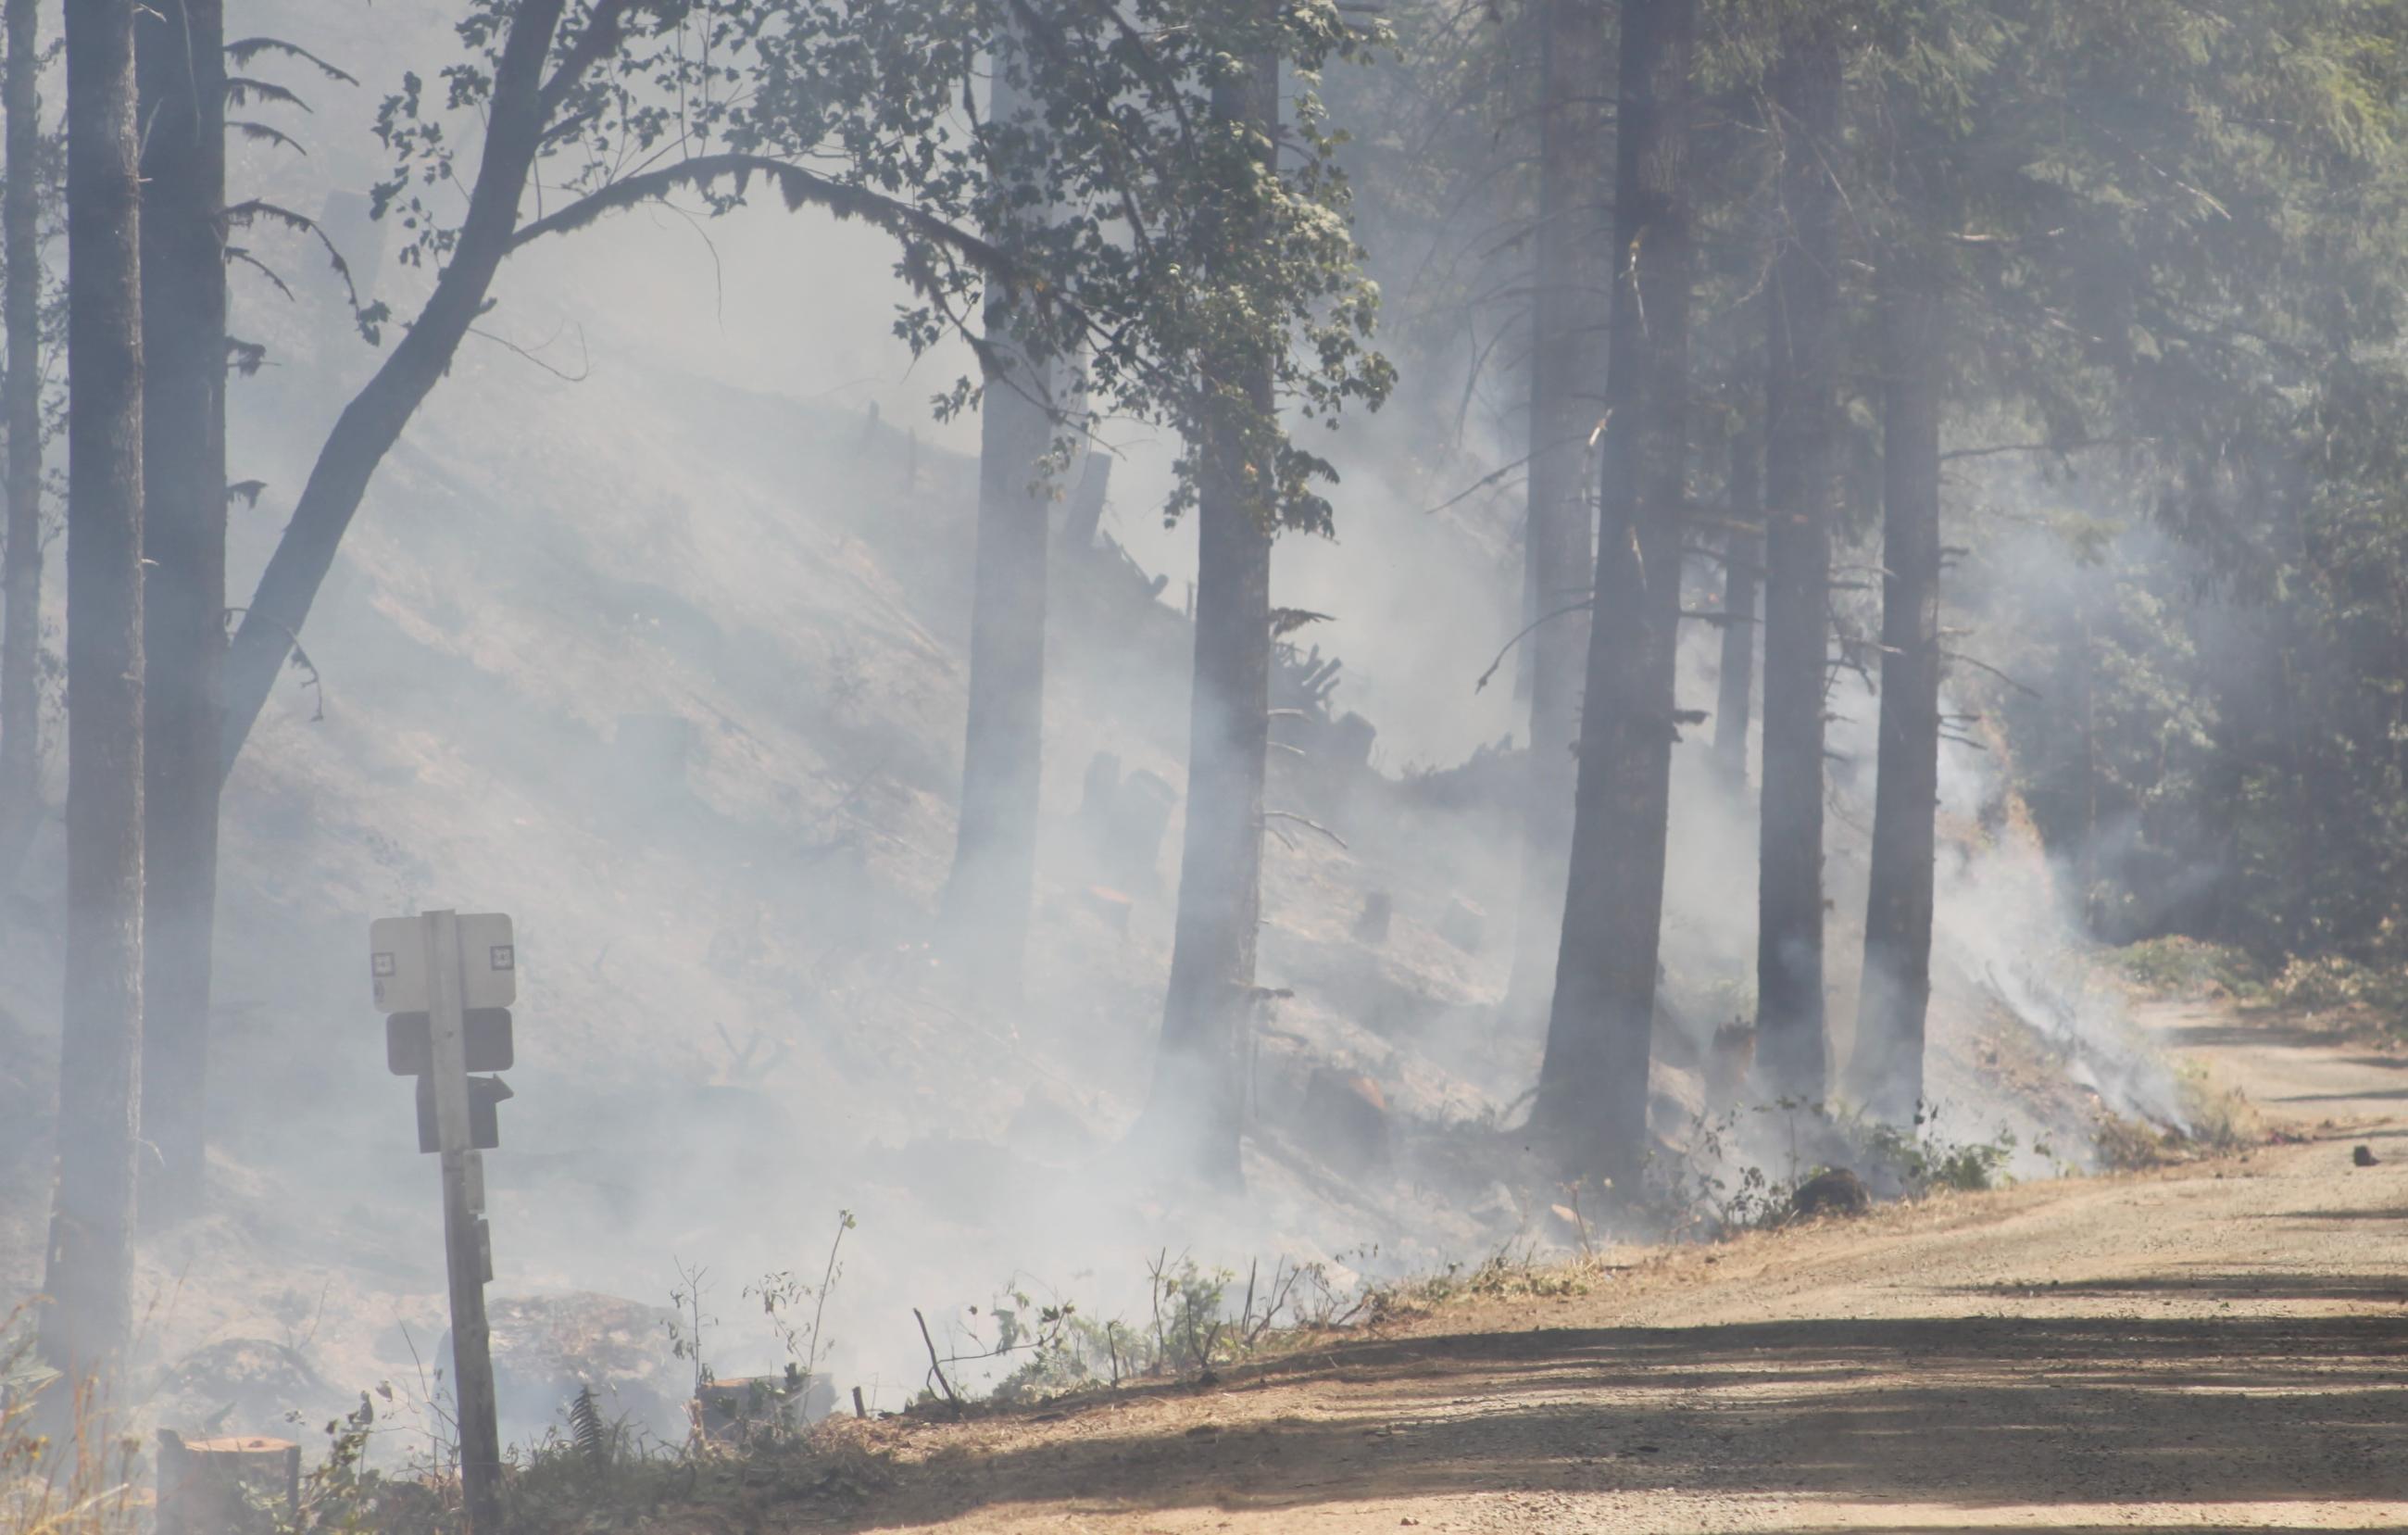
[0,0,2201,1469]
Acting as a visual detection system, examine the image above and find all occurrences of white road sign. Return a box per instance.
[370,912,517,1012]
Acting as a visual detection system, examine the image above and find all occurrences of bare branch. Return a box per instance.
[510,153,1015,284]
[1417,449,1533,518]
[1474,598,1594,693]
[467,321,592,383]
[1943,649,2043,698]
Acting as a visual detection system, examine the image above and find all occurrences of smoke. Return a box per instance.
[1923,728,2190,1133]
[0,0,2214,1469]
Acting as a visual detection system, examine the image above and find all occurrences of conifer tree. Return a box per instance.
[1534,0,1698,1189]
[42,0,144,1391]
[135,0,227,1227]
[1754,18,1845,1103]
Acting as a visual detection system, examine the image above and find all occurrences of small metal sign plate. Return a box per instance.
[370,912,517,1011]
[370,916,426,1013]
[386,1009,514,1076]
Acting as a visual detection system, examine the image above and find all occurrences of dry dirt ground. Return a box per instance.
[751,1000,2408,1534]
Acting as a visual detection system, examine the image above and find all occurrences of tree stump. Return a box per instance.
[155,1430,298,1535]
[1080,885,1135,932]
[1077,752,1122,864]
[1709,1021,1757,1106]
[1105,770,1177,891]
[1298,1068,1391,1177]
[1354,890,1393,945]
[1790,1167,1871,1221]
[1330,711,1378,769]
[690,1372,836,1446]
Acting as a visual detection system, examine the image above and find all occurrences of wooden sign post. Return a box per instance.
[372,910,515,1532]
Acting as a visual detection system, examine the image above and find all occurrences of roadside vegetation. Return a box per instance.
[2111,936,2408,1043]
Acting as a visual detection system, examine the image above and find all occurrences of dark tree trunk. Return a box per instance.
[1142,39,1278,1189]
[1531,0,1696,1191]
[1850,274,1942,1126]
[0,0,43,876]
[941,24,1058,993]
[1712,423,1762,797]
[1501,0,1609,1027]
[2076,605,2099,933]
[136,0,226,1227]
[217,0,572,778]
[1753,31,1842,1102]
[42,0,144,1387]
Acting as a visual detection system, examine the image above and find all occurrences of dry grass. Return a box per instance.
[0,1357,143,1535]
[2094,1062,2264,1172]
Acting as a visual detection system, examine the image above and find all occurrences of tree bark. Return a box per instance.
[1531,0,1696,1191]
[1142,38,1279,1189]
[941,20,1059,993]
[1501,0,1609,1028]
[1850,272,1942,1126]
[42,0,144,1388]
[216,0,573,778]
[1754,31,1842,1102]
[1712,423,1761,797]
[136,0,226,1227]
[0,0,44,877]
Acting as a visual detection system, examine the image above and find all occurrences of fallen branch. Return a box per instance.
[1939,435,2148,463]
[1265,811,1348,850]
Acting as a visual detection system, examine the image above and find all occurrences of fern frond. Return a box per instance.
[224,36,360,85]
[569,1383,609,1468]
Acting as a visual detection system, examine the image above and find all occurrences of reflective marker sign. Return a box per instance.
[370,913,518,1012]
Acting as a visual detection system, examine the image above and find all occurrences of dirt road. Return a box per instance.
[799,1002,2408,1533]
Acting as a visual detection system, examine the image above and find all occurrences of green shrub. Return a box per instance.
[2107,937,2264,999]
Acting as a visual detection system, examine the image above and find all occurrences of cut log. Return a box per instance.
[155,1430,299,1535]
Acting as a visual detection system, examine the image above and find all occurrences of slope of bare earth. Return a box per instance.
[0,312,2130,1440]
[683,1000,2408,1534]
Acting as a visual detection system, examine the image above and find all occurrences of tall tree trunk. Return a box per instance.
[1141,38,1278,1189]
[41,0,144,1388]
[1850,274,1941,1126]
[1531,0,1696,1191]
[136,0,226,1227]
[0,0,43,877]
[217,0,572,778]
[1501,0,1608,1028]
[2076,605,2098,931]
[1712,423,1761,797]
[1753,31,1842,1102]
[941,21,1058,994]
